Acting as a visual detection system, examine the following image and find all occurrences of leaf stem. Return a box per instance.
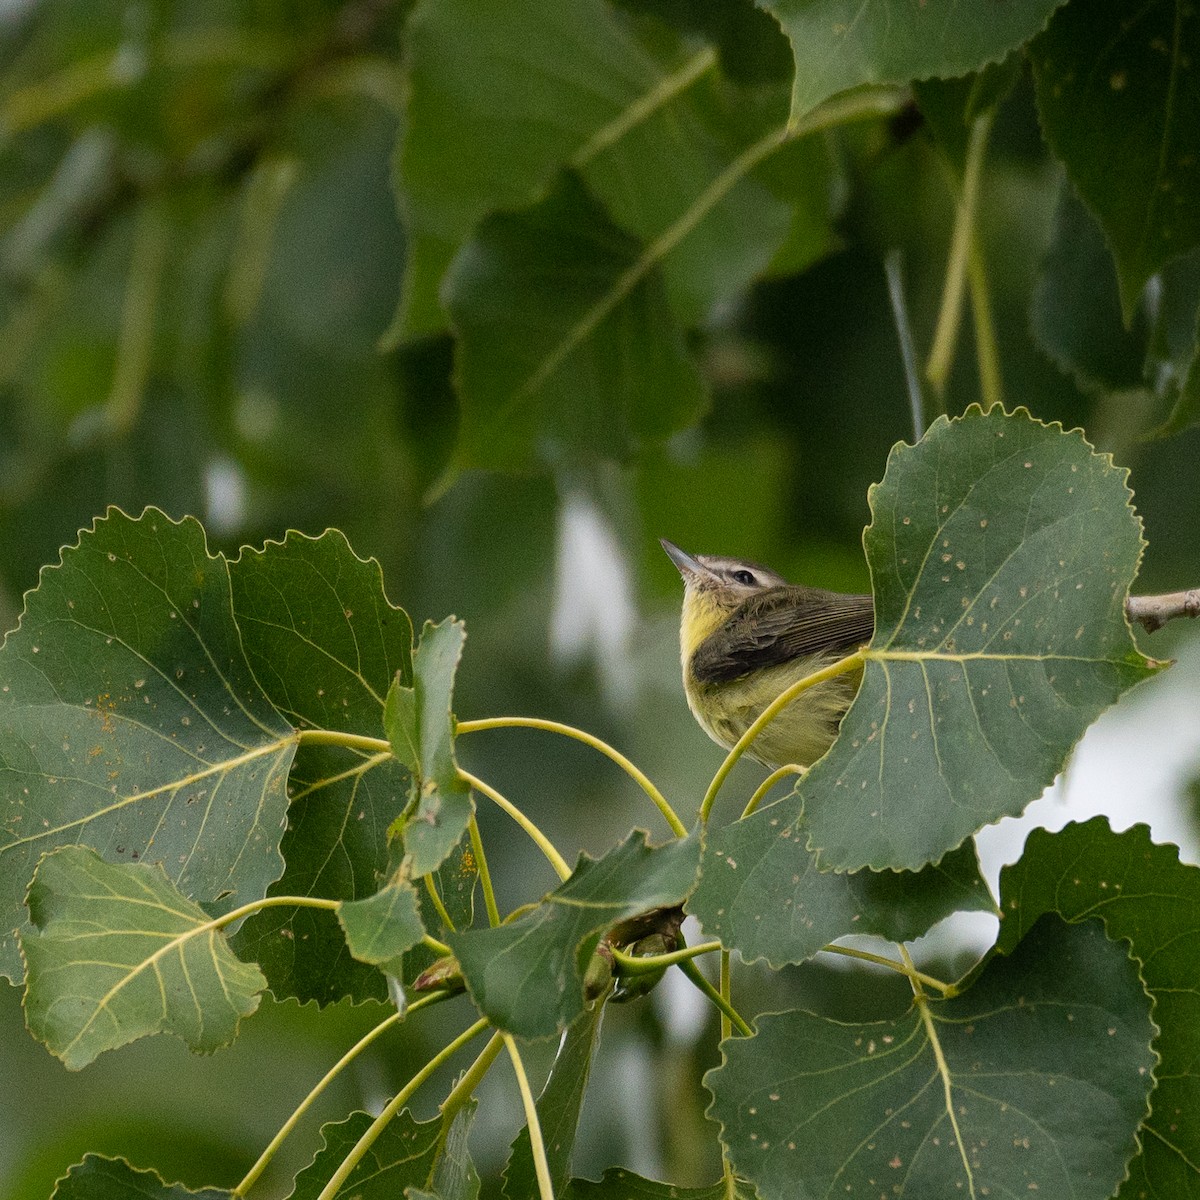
[423,874,456,934]
[925,108,994,398]
[884,248,934,441]
[677,956,752,1038]
[440,1030,505,1124]
[967,232,1003,408]
[741,764,805,819]
[503,1033,555,1200]
[468,814,501,927]
[457,716,687,837]
[458,769,572,882]
[902,945,975,1197]
[700,652,865,823]
[313,1017,491,1200]
[422,933,452,956]
[824,943,956,997]
[295,728,392,755]
[611,939,722,973]
[232,993,447,1197]
[719,950,733,1044]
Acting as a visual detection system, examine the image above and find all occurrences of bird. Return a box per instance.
[661,539,874,768]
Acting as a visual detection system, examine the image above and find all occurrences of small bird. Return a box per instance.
[661,540,874,768]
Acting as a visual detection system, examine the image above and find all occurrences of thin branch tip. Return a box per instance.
[1126,589,1200,634]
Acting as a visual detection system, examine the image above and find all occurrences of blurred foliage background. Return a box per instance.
[1,0,1198,1195]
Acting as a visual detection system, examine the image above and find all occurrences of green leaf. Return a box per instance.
[0,507,295,983]
[395,0,795,341]
[289,1109,443,1200]
[401,829,480,989]
[228,530,413,1006]
[1031,183,1149,393]
[443,170,706,472]
[1031,0,1200,316]
[449,831,700,1039]
[801,404,1157,871]
[708,915,1156,1200]
[407,1100,480,1200]
[689,826,994,967]
[338,881,425,978]
[997,818,1200,1199]
[504,1004,604,1200]
[22,845,266,1070]
[565,1170,756,1199]
[386,617,472,878]
[763,0,1067,122]
[51,1154,232,1200]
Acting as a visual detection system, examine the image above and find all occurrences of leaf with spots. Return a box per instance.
[690,825,994,968]
[448,831,700,1040]
[228,530,413,1005]
[21,845,266,1070]
[51,1154,232,1200]
[1031,0,1200,316]
[707,915,1156,1200]
[997,818,1200,1200]
[796,404,1158,872]
[386,618,472,878]
[0,507,295,983]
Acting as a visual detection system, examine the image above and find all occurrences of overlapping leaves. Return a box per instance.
[0,508,296,982]
[708,915,1156,1200]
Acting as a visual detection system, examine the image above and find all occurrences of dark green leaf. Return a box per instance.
[1149,249,1200,437]
[386,617,472,878]
[396,0,794,340]
[338,881,425,978]
[914,54,1023,172]
[565,1170,756,1199]
[997,818,1200,1199]
[1031,0,1200,315]
[229,530,413,1005]
[290,1109,443,1200]
[689,824,994,967]
[22,846,265,1070]
[443,171,706,473]
[708,916,1155,1200]
[0,507,295,982]
[449,831,700,1039]
[52,1154,232,1200]
[801,405,1157,870]
[1031,183,1149,393]
[764,0,1067,121]
[504,1004,605,1200]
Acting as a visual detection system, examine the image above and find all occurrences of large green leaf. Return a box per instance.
[504,1004,604,1200]
[289,1109,443,1200]
[443,171,706,472]
[22,846,266,1070]
[396,0,797,340]
[229,530,412,1005]
[689,828,994,967]
[763,0,1067,121]
[1031,0,1200,316]
[998,819,1200,1199]
[386,617,472,878]
[449,831,700,1039]
[0,507,295,982]
[52,1154,232,1200]
[708,915,1156,1200]
[800,405,1157,871]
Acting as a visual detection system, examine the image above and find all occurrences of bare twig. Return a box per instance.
[1127,591,1200,633]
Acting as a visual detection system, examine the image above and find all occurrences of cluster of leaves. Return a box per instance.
[1,405,1196,1200]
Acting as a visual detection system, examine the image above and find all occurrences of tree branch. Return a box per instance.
[1127,590,1200,633]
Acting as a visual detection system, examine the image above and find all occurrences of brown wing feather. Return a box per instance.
[689,586,874,685]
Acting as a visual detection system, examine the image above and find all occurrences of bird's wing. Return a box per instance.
[689,587,874,685]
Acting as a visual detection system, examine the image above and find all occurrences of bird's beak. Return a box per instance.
[660,538,705,579]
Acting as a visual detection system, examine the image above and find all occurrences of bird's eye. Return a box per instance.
[732,569,757,586]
